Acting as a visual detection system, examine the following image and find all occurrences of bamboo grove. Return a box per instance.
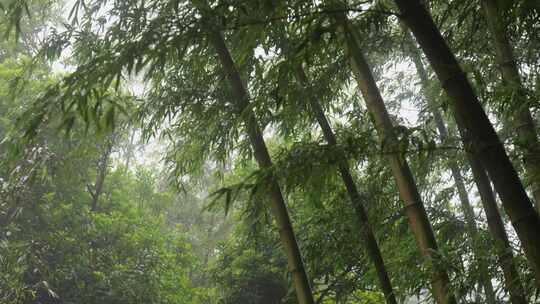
[1,0,540,303]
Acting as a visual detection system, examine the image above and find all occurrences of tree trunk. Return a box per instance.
[295,66,397,304]
[448,164,497,304]
[466,151,528,304]
[406,30,527,304]
[334,12,456,304]
[204,26,315,304]
[89,137,113,212]
[124,129,135,169]
[404,31,497,303]
[394,0,540,288]
[481,0,540,213]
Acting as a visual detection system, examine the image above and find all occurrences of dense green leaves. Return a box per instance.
[2,0,540,303]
